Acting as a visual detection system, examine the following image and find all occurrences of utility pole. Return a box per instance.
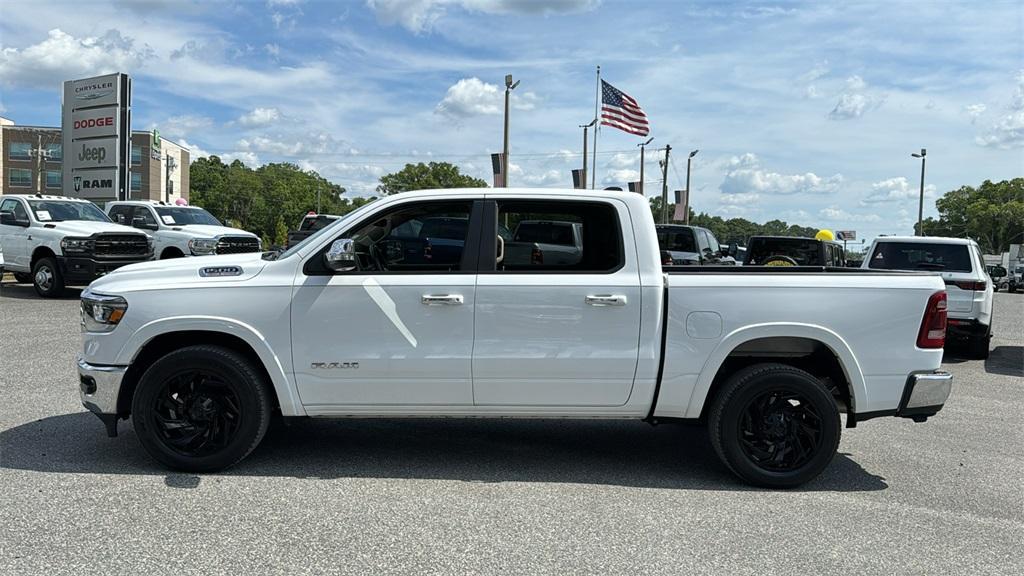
[165,154,178,203]
[503,74,520,187]
[579,119,595,189]
[638,137,653,196]
[660,144,671,223]
[29,134,53,194]
[684,149,699,225]
[316,184,322,213]
[912,148,927,236]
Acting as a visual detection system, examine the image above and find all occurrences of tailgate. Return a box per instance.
[941,272,977,313]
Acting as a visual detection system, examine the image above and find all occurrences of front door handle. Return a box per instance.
[422,294,464,306]
[585,294,627,307]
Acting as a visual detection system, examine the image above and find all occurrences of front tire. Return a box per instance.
[131,345,272,472]
[13,272,33,284]
[32,257,65,297]
[709,363,841,488]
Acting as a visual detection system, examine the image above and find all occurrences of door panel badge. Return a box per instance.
[199,266,243,278]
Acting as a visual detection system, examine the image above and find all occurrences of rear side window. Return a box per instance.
[704,229,720,254]
[495,200,621,273]
[657,228,697,252]
[868,242,972,272]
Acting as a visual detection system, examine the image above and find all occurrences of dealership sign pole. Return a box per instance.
[62,73,131,201]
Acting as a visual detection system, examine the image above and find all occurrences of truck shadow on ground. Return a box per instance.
[1,412,888,493]
[0,283,82,300]
[984,346,1024,377]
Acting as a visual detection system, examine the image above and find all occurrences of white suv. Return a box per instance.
[105,201,260,259]
[0,194,153,297]
[863,236,993,358]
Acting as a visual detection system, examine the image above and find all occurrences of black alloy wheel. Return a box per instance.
[132,345,272,472]
[709,363,841,488]
[737,389,823,471]
[150,370,244,457]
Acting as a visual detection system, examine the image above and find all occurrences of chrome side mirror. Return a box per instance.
[325,238,358,272]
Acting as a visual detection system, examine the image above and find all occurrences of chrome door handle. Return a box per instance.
[585,294,627,306]
[422,294,464,306]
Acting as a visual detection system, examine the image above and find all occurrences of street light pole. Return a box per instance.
[660,144,671,224]
[912,148,927,236]
[503,74,520,188]
[637,137,653,196]
[684,149,698,225]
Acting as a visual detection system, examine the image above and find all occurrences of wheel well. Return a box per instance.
[160,247,184,259]
[31,247,56,268]
[116,330,281,417]
[700,337,853,420]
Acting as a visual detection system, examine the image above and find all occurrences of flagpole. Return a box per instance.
[591,65,600,189]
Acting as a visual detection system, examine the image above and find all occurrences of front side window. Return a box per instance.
[494,200,621,273]
[108,205,132,225]
[9,142,32,161]
[868,242,971,272]
[155,207,221,226]
[45,170,61,189]
[704,229,720,254]
[9,168,32,187]
[27,200,110,223]
[1,198,28,221]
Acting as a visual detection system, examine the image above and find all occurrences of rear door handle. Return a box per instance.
[422,294,464,306]
[585,294,627,307]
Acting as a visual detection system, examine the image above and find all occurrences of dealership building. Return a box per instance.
[0,116,189,202]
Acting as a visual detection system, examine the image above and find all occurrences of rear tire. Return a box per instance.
[131,345,272,472]
[32,257,64,298]
[708,363,841,488]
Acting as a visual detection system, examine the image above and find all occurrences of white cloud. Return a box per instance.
[367,0,600,33]
[435,77,501,117]
[238,107,282,126]
[153,115,213,139]
[607,152,639,169]
[862,176,936,204]
[719,192,760,205]
[237,132,338,156]
[975,71,1024,149]
[519,169,566,187]
[220,151,261,167]
[0,28,153,89]
[819,207,881,222]
[603,168,639,185]
[721,154,843,195]
[177,139,210,160]
[963,103,986,123]
[828,75,885,120]
[265,43,280,57]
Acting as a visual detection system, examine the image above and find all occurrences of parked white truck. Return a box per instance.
[0,195,153,297]
[77,189,952,487]
[105,201,261,259]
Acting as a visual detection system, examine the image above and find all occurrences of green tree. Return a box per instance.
[648,197,819,245]
[273,216,288,248]
[919,178,1024,253]
[376,162,487,195]
[189,156,368,242]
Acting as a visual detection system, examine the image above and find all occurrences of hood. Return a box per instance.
[48,220,145,237]
[89,251,269,293]
[166,224,258,238]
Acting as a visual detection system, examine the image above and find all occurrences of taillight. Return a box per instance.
[531,247,543,265]
[917,291,947,349]
[945,280,987,291]
[424,242,433,260]
[661,250,673,266]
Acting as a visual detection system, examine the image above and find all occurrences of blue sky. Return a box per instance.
[1,0,1022,241]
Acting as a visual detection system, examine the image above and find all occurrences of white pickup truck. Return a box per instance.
[77,189,952,487]
[105,201,261,259]
[0,194,153,297]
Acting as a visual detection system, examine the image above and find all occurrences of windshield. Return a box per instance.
[514,222,577,246]
[657,227,697,253]
[155,207,221,226]
[867,242,972,272]
[300,215,337,232]
[28,200,110,223]
[271,202,377,260]
[746,238,822,265]
[419,217,468,240]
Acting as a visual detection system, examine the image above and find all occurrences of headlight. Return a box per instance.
[81,289,128,333]
[61,237,94,254]
[188,238,218,255]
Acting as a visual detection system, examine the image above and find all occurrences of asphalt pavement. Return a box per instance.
[1,280,1021,575]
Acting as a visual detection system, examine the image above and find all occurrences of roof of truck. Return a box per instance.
[872,236,977,245]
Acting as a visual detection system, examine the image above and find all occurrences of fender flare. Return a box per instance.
[116,316,305,416]
[683,322,867,419]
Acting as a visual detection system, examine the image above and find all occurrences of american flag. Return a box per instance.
[600,80,650,136]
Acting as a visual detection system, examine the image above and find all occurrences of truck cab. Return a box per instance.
[656,224,736,266]
[744,235,846,267]
[0,194,152,297]
[105,201,261,259]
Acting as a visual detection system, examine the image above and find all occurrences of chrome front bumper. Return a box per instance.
[899,371,953,420]
[77,357,126,436]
